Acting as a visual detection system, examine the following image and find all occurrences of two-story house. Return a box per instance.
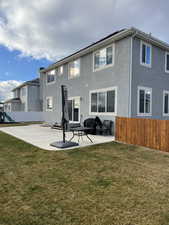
[4,78,42,112]
[0,102,4,112]
[39,27,169,125]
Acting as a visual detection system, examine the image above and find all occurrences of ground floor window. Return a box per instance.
[4,103,11,112]
[90,87,117,115]
[163,91,169,115]
[137,86,152,116]
[68,97,80,122]
[46,97,53,111]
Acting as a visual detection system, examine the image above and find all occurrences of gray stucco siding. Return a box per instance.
[131,37,169,119]
[12,103,20,111]
[41,37,132,124]
[27,86,41,112]
[4,102,21,112]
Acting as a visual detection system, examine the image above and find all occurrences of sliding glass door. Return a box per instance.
[68,97,80,122]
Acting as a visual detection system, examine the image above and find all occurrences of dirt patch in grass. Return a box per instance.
[0,132,169,225]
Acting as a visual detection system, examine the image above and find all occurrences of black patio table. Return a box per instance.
[69,127,93,143]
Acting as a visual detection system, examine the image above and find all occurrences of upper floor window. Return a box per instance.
[90,87,117,115]
[68,59,80,79]
[94,45,114,71]
[58,66,63,76]
[163,91,169,116]
[165,52,169,73]
[46,97,53,111]
[140,41,152,68]
[137,86,152,116]
[46,69,55,84]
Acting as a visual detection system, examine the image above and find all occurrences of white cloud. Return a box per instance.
[0,0,168,61]
[0,80,23,101]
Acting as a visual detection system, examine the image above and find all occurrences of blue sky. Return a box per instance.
[0,0,168,101]
[0,45,52,82]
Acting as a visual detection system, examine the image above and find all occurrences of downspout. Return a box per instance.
[128,31,137,118]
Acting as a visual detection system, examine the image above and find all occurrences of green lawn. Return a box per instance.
[0,131,169,225]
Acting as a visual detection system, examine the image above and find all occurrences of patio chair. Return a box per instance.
[51,122,63,130]
[52,120,81,131]
[95,116,102,128]
[83,118,97,135]
[96,120,113,135]
[0,112,4,123]
[51,119,68,130]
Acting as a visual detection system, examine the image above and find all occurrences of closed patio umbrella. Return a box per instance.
[50,85,79,148]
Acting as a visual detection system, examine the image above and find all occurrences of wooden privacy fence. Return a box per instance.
[115,117,169,152]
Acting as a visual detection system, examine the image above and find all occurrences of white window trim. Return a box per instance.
[140,41,152,68]
[163,90,169,116]
[89,86,117,116]
[93,44,115,72]
[165,52,169,74]
[68,96,81,123]
[46,71,56,85]
[68,59,81,80]
[137,86,152,116]
[46,96,53,111]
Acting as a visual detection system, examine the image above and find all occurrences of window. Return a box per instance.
[140,41,151,67]
[98,92,106,112]
[163,91,169,115]
[94,45,114,71]
[58,66,63,76]
[4,103,11,112]
[6,104,11,112]
[46,70,55,84]
[8,104,11,112]
[4,105,8,111]
[137,87,152,115]
[68,59,80,79]
[46,97,53,111]
[90,87,117,114]
[68,97,80,122]
[165,52,169,73]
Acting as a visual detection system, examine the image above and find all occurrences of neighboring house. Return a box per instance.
[39,27,169,125]
[0,102,4,112]
[4,78,42,112]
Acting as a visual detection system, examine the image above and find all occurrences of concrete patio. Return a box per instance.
[0,124,114,151]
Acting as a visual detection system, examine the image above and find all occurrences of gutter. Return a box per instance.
[131,27,169,51]
[41,27,169,73]
[12,82,40,92]
[41,29,134,73]
[128,30,137,118]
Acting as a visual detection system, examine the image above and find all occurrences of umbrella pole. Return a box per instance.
[50,85,78,148]
[61,85,66,143]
